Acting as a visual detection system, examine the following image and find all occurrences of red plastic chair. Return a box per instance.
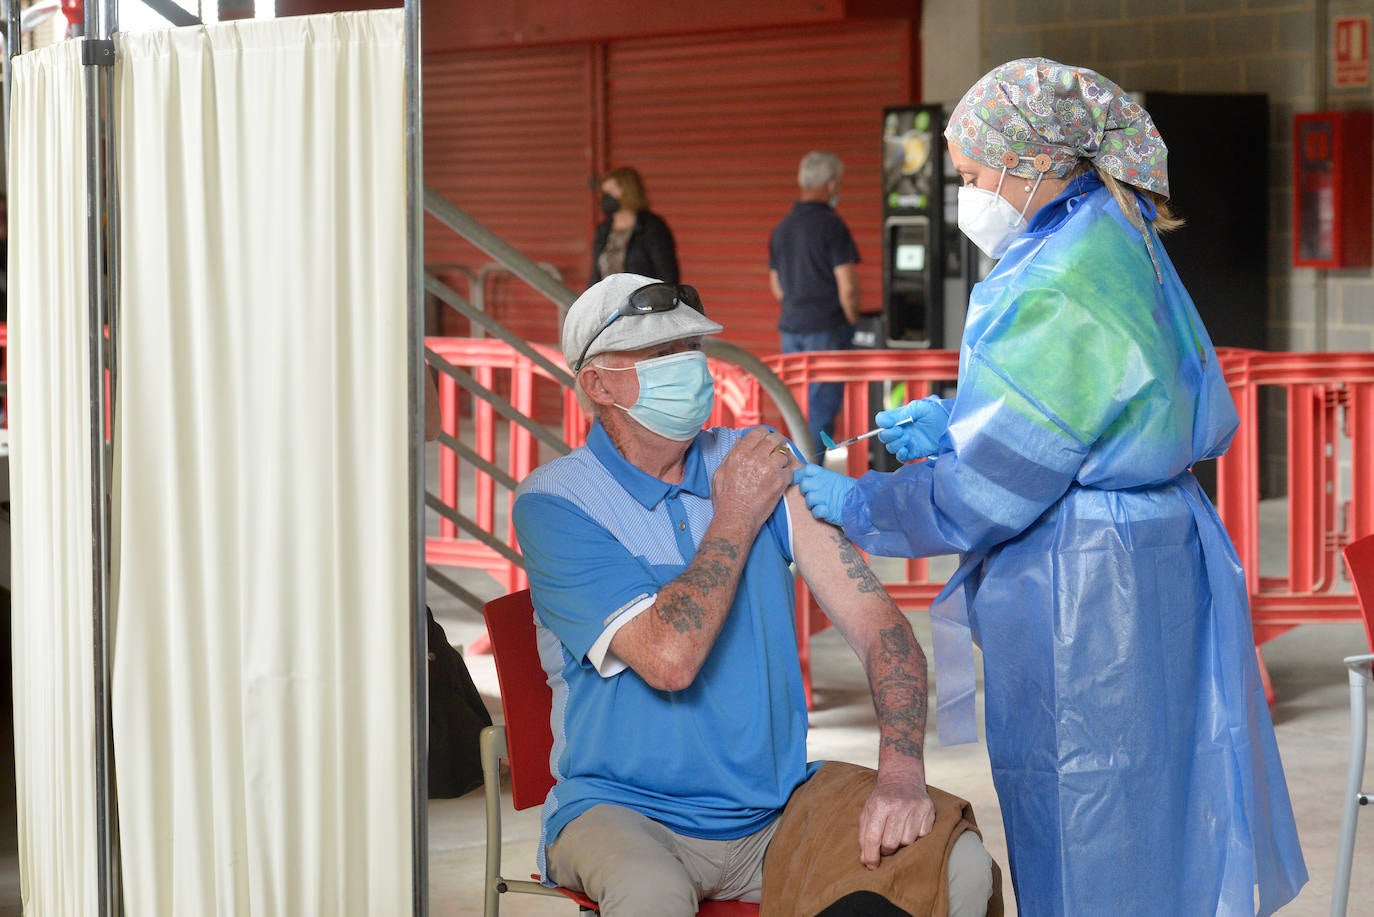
[479,589,759,917]
[1333,535,1374,915]
[1345,533,1374,653]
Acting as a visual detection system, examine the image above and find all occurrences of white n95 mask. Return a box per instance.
[956,167,1043,259]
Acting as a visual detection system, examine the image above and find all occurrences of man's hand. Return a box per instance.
[711,428,797,534]
[609,427,798,692]
[858,774,936,869]
[768,268,785,303]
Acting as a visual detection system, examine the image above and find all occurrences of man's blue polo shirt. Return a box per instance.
[511,422,814,874]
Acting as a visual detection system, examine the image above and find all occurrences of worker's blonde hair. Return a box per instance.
[1089,164,1184,234]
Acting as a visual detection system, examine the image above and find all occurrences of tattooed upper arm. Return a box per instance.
[786,480,929,760]
[786,484,902,628]
[826,528,885,596]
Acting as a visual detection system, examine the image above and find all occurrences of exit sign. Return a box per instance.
[1335,15,1371,88]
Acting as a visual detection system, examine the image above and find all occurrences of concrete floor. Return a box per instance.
[0,599,1365,916]
[431,555,1374,917]
[0,470,1368,915]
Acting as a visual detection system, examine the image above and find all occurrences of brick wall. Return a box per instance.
[957,0,1374,354]
[925,0,1374,494]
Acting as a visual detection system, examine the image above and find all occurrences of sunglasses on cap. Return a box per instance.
[571,282,704,373]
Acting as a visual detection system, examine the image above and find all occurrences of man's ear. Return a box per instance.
[578,365,619,407]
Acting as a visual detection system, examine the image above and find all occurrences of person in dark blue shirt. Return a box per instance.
[769,151,861,450]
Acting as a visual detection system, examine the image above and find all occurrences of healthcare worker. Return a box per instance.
[793,58,1307,916]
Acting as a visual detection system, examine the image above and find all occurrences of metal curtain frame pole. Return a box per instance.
[405,0,429,911]
[82,0,120,912]
[103,0,119,459]
[2,0,15,196]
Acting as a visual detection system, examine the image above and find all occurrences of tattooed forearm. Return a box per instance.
[879,623,919,659]
[876,682,927,762]
[657,537,741,633]
[695,536,740,562]
[827,529,885,595]
[870,622,929,763]
[882,734,925,760]
[656,593,707,633]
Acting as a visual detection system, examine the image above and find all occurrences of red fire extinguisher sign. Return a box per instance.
[1335,15,1371,88]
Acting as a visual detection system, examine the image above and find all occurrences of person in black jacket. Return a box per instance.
[590,166,680,287]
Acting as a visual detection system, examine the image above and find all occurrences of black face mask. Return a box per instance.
[600,192,621,216]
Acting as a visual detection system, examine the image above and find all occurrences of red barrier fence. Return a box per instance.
[4,324,1354,691]
[424,338,569,598]
[1215,349,1374,637]
[421,341,1374,696]
[743,347,1374,700]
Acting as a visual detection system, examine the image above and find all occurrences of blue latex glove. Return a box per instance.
[875,395,949,463]
[792,464,858,527]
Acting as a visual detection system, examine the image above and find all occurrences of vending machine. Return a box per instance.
[879,104,945,349]
[858,105,954,469]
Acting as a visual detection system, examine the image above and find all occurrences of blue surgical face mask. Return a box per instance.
[598,350,715,441]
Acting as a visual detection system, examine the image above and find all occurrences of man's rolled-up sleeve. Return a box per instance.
[513,491,662,673]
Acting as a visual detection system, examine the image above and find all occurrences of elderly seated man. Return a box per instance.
[510,273,1000,917]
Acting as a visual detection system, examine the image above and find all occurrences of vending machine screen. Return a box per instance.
[895,243,925,272]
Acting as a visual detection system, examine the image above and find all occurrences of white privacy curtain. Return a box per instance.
[111,12,410,915]
[7,40,100,917]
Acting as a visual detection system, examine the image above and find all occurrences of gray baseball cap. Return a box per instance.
[561,273,723,370]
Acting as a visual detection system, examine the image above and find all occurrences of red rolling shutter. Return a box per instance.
[423,44,595,348]
[604,20,914,355]
[420,19,916,363]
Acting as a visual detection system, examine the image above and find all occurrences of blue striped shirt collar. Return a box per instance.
[586,420,713,508]
[585,420,714,508]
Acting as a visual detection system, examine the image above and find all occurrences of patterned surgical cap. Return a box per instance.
[944,57,1170,197]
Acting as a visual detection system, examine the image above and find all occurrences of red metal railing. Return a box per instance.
[738,348,1374,614]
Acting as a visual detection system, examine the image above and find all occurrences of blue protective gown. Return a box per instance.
[840,174,1307,915]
